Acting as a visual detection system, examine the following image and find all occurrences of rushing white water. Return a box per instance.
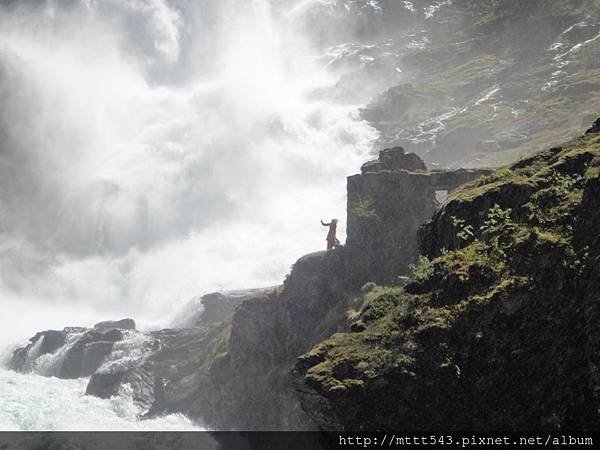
[31,331,86,377]
[0,329,202,430]
[0,368,200,431]
[0,0,378,345]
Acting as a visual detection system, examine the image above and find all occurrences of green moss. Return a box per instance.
[472,167,513,186]
[297,133,600,430]
[351,196,379,220]
[449,174,534,203]
[430,54,504,89]
[585,166,600,181]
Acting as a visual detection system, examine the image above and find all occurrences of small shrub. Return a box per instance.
[480,204,518,261]
[451,216,475,242]
[474,167,512,187]
[360,282,378,294]
[351,196,379,220]
[408,255,434,282]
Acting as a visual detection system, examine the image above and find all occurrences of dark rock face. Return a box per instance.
[191,251,352,430]
[86,367,156,413]
[172,288,273,329]
[94,318,136,330]
[10,325,125,379]
[586,118,600,134]
[10,320,221,416]
[294,131,600,431]
[199,290,269,326]
[10,329,68,372]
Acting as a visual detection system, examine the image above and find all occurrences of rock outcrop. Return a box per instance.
[189,250,354,430]
[170,289,271,329]
[294,125,600,431]
[198,289,272,326]
[10,329,69,372]
[59,328,125,379]
[10,326,122,379]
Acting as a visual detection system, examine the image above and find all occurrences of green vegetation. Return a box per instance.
[296,132,600,430]
[363,0,600,169]
[351,196,379,220]
[407,255,434,282]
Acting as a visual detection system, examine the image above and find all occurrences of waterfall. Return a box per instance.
[0,0,377,345]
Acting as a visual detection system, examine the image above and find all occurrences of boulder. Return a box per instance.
[173,289,276,328]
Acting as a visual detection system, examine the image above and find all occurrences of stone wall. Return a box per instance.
[346,147,491,284]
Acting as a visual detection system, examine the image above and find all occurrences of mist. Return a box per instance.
[0,0,379,345]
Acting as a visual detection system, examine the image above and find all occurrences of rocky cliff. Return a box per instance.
[185,147,489,429]
[294,122,600,430]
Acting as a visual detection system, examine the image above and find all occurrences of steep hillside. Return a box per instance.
[295,125,600,430]
[307,0,600,168]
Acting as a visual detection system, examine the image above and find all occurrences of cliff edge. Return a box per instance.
[294,124,600,430]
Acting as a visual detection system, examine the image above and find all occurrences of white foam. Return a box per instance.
[33,331,86,377]
[425,0,452,19]
[0,368,201,431]
[97,331,153,375]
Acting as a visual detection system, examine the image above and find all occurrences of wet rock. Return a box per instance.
[94,318,136,330]
[10,329,69,371]
[58,329,124,379]
[87,367,156,413]
[199,290,270,326]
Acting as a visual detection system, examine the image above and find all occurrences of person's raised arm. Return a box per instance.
[321,220,330,227]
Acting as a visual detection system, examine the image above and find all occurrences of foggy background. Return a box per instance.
[0,0,383,345]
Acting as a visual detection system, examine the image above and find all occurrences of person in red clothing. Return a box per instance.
[321,219,341,250]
